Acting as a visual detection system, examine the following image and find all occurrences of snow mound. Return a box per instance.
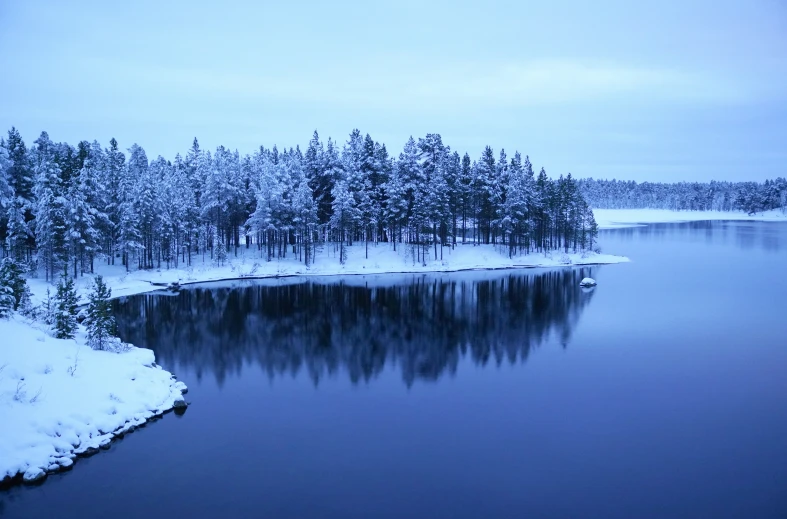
[579,277,597,287]
[0,316,187,486]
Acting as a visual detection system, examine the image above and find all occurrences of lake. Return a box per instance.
[2,221,787,519]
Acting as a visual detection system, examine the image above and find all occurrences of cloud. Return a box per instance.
[72,58,749,113]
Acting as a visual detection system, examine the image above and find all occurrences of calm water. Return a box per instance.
[3,221,787,519]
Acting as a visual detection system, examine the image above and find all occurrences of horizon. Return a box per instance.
[1,0,785,183]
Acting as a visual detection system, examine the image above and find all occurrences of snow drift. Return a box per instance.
[0,316,187,485]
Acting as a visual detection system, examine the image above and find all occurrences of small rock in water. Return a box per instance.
[173,396,188,409]
[23,468,47,484]
[81,447,100,457]
[173,380,188,394]
[579,277,597,287]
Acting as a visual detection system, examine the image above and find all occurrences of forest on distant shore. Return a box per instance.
[0,128,599,278]
[579,177,787,214]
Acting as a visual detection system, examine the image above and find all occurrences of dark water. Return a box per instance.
[3,221,787,519]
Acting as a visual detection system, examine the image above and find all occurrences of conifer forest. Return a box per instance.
[0,128,601,277]
[2,126,784,281]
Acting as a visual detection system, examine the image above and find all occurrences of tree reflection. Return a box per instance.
[113,269,598,386]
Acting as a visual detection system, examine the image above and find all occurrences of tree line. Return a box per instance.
[0,127,600,279]
[579,178,787,215]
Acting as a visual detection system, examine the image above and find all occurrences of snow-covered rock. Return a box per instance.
[579,277,597,287]
[0,316,188,486]
[22,467,46,484]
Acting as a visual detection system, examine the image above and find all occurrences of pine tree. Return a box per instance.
[0,283,12,318]
[384,160,409,250]
[5,127,33,210]
[32,132,67,281]
[54,274,78,339]
[0,258,28,311]
[117,145,145,271]
[5,196,30,263]
[1,140,29,261]
[474,146,497,244]
[213,225,227,266]
[330,180,358,264]
[42,288,55,326]
[292,177,318,265]
[103,138,125,265]
[343,130,371,255]
[0,142,13,247]
[459,152,472,243]
[0,258,17,318]
[85,275,116,350]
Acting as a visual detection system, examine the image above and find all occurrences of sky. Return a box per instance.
[1,0,785,182]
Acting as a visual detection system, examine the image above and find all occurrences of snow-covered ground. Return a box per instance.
[0,316,187,485]
[593,208,787,229]
[26,243,629,305]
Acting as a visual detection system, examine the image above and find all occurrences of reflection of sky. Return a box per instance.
[1,1,785,182]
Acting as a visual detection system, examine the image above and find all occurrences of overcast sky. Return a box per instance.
[1,0,785,181]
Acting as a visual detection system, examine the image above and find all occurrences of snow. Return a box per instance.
[0,316,187,485]
[26,243,629,305]
[593,208,787,229]
[579,277,597,287]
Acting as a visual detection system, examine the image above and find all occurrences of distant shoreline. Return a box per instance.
[593,208,787,229]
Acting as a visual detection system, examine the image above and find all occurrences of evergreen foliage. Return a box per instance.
[0,257,28,311]
[0,273,13,318]
[1,126,782,275]
[579,178,787,215]
[85,275,116,350]
[53,274,78,339]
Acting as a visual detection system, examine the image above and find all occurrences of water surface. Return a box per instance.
[3,221,786,519]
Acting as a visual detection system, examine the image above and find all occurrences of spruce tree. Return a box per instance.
[54,274,78,339]
[0,271,13,318]
[85,275,116,350]
[213,225,227,266]
[0,258,28,310]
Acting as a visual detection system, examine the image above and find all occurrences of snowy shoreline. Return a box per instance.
[26,244,630,306]
[0,317,188,488]
[594,208,787,229]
